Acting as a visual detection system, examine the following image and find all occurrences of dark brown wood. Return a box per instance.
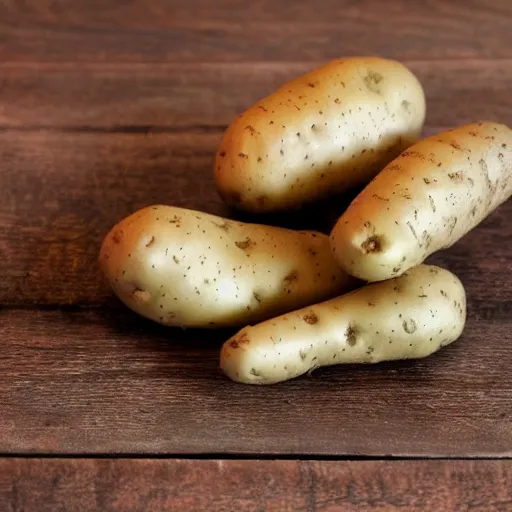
[1,0,511,62]
[0,459,511,511]
[0,129,511,306]
[1,0,511,470]
[0,305,510,455]
[1,59,511,130]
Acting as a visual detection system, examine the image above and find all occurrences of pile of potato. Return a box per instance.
[100,57,512,384]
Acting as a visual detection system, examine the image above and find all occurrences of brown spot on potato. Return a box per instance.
[253,292,262,303]
[361,236,382,254]
[364,70,383,93]
[448,171,464,182]
[346,326,357,346]
[168,215,181,224]
[235,238,253,250]
[283,270,299,285]
[307,82,316,88]
[238,152,248,159]
[303,312,318,325]
[218,151,226,157]
[112,231,123,244]
[257,105,268,112]
[245,125,256,135]
[230,332,250,349]
[402,319,417,334]
[145,236,155,247]
[401,100,411,112]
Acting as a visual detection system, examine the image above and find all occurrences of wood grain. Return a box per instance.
[2,59,512,130]
[0,305,510,455]
[1,459,512,511]
[1,0,511,62]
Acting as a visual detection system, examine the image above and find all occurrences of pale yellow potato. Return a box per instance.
[330,122,512,282]
[220,265,466,385]
[99,205,354,328]
[214,57,425,212]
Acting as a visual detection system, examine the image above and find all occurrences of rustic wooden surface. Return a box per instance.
[1,459,511,512]
[1,0,511,507]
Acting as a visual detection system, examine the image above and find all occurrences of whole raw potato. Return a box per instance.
[220,265,466,384]
[330,122,512,281]
[99,205,354,328]
[214,57,426,212]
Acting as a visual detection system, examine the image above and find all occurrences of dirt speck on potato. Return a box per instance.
[283,270,299,285]
[364,70,384,94]
[346,326,357,346]
[235,238,254,250]
[303,312,318,325]
[230,332,250,349]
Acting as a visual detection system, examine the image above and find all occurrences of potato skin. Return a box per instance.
[214,57,426,212]
[220,265,466,385]
[330,122,512,282]
[99,205,354,328]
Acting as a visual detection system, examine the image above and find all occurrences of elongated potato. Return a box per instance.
[99,205,354,328]
[220,265,466,384]
[330,121,512,281]
[214,57,425,212]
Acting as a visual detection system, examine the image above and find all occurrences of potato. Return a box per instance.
[220,265,466,385]
[99,205,354,328]
[330,122,512,282]
[214,57,426,213]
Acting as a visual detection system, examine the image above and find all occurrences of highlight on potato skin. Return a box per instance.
[220,265,466,385]
[330,121,512,282]
[99,205,355,329]
[214,57,426,213]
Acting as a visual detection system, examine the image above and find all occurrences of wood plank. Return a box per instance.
[0,131,223,305]
[1,0,511,62]
[1,60,512,130]
[0,306,510,455]
[0,130,511,306]
[0,459,511,512]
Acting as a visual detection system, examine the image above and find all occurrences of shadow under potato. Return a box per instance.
[98,297,455,388]
[223,186,362,234]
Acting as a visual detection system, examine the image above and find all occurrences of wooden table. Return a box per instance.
[1,1,511,510]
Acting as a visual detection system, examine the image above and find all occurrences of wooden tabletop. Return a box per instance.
[1,0,511,510]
